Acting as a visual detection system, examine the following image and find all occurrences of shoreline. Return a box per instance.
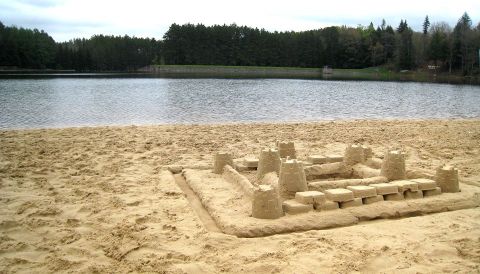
[1,65,479,85]
[2,117,480,132]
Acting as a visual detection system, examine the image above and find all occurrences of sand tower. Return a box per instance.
[257,149,281,179]
[213,152,233,174]
[362,145,373,160]
[380,150,406,181]
[278,159,307,199]
[252,185,284,219]
[343,144,365,166]
[276,141,296,159]
[435,165,460,193]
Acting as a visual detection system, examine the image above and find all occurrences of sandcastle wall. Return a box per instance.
[308,176,388,191]
[304,162,349,178]
[222,165,255,198]
[352,164,381,178]
[261,172,279,192]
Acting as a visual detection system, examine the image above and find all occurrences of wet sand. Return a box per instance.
[1,119,479,273]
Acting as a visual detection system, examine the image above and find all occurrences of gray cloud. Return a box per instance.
[17,0,64,8]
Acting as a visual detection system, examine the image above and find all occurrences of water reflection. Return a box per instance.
[0,78,479,129]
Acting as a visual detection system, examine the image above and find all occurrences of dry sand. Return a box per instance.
[1,120,479,273]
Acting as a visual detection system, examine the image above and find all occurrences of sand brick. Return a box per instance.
[423,187,442,197]
[390,180,419,192]
[384,193,404,201]
[324,188,354,202]
[282,200,313,214]
[340,198,363,208]
[404,190,423,199]
[307,155,328,164]
[362,195,384,204]
[347,185,377,198]
[316,200,339,211]
[370,183,398,195]
[326,154,343,163]
[295,191,325,205]
[243,157,259,168]
[411,178,437,191]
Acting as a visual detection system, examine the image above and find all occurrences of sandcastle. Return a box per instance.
[175,141,479,237]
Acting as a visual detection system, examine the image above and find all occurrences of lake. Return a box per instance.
[1,77,479,129]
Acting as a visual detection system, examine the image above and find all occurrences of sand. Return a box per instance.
[1,120,479,273]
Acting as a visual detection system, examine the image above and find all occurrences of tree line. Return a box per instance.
[0,12,479,74]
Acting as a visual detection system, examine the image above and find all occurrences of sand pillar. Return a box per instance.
[213,152,233,174]
[344,144,365,166]
[257,149,281,179]
[435,165,460,193]
[380,150,406,181]
[276,141,296,159]
[278,159,308,199]
[252,185,283,219]
[362,145,373,160]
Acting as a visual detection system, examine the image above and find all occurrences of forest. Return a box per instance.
[0,12,479,74]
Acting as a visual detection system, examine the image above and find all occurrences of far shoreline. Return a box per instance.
[1,65,479,85]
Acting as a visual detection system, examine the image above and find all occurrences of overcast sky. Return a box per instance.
[1,0,479,42]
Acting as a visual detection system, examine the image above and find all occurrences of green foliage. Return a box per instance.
[396,20,415,70]
[0,23,56,69]
[55,35,161,71]
[0,13,479,74]
[452,12,477,74]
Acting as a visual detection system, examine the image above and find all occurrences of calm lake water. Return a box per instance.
[1,77,480,129]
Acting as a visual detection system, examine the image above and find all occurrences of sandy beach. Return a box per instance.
[1,119,479,273]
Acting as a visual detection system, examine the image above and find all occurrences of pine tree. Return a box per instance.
[396,20,415,70]
[423,16,430,35]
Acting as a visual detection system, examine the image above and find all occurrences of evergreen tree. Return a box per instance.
[423,16,430,35]
[452,12,474,73]
[396,20,415,70]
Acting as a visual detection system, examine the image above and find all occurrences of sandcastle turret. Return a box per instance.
[435,165,460,193]
[343,144,365,166]
[252,185,283,219]
[278,159,307,199]
[257,149,281,179]
[380,150,406,180]
[276,141,296,159]
[213,152,233,174]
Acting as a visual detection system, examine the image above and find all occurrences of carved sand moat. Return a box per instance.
[172,142,480,237]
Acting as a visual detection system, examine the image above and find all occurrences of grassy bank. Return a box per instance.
[139,65,323,79]
[142,65,480,85]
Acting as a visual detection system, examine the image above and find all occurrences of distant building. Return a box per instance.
[322,66,333,74]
